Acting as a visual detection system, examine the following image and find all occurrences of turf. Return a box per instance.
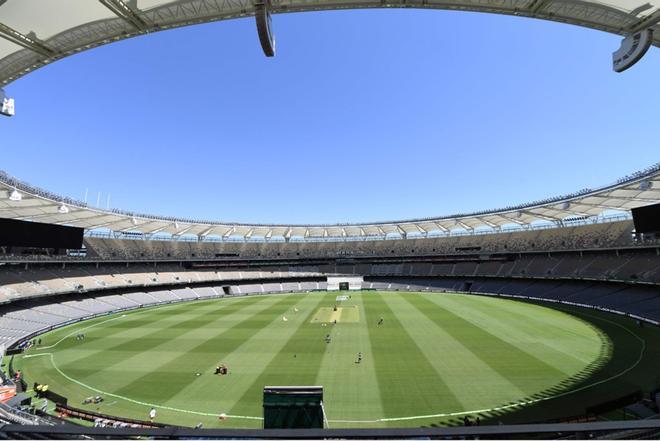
[311,305,360,323]
[15,291,615,428]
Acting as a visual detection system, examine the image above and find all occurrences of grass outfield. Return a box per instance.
[15,291,619,428]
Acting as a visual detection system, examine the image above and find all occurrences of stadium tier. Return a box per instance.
[0,245,659,345]
[78,219,637,260]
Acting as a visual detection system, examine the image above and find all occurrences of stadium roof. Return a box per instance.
[1,0,660,87]
[0,164,658,240]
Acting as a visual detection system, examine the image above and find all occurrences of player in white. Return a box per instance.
[149,407,156,422]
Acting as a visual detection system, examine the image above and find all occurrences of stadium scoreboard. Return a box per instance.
[632,202,660,235]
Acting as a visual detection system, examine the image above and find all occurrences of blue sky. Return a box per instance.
[1,9,658,224]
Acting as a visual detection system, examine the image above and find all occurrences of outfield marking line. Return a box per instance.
[39,352,263,420]
[37,323,645,424]
[331,308,648,424]
[28,293,648,425]
[38,312,138,350]
[23,353,52,359]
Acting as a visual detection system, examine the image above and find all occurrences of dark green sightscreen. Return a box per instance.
[263,386,324,429]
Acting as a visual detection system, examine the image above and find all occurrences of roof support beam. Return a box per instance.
[15,211,75,221]
[524,211,562,222]
[98,0,150,31]
[223,226,236,239]
[594,194,660,203]
[503,216,527,226]
[571,201,626,211]
[477,218,498,229]
[561,210,594,217]
[456,220,472,231]
[527,0,551,14]
[174,226,193,236]
[0,23,55,57]
[120,220,161,232]
[198,226,215,238]
[42,212,111,225]
[146,225,168,235]
[627,9,660,34]
[88,220,122,231]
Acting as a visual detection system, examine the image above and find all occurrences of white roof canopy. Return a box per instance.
[0,163,658,240]
[1,0,659,86]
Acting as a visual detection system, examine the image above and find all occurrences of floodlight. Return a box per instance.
[0,89,14,117]
[255,0,275,57]
[8,189,22,201]
[613,29,653,72]
[58,204,70,214]
[639,181,653,191]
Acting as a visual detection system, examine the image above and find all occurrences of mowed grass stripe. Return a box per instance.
[456,295,605,365]
[163,293,326,415]
[40,298,222,351]
[433,294,602,376]
[315,293,385,424]
[54,297,249,352]
[363,293,462,420]
[108,294,302,403]
[391,293,526,410]
[80,298,223,332]
[229,293,338,418]
[58,295,270,373]
[415,293,571,393]
[107,297,263,332]
[69,295,288,384]
[20,292,610,429]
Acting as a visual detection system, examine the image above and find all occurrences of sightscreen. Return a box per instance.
[0,218,83,249]
[631,203,660,234]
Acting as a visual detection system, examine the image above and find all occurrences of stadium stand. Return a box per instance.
[80,220,636,261]
[0,241,658,350]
